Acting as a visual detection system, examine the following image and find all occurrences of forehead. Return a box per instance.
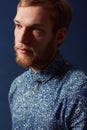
[14,6,51,26]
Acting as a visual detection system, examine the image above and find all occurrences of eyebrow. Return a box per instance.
[13,19,20,24]
[13,18,45,28]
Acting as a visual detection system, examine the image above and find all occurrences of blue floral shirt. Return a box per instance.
[8,51,87,130]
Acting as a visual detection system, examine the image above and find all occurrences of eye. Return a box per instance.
[15,23,22,29]
[33,29,41,33]
[32,28,44,36]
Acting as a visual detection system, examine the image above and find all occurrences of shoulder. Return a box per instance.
[63,69,87,89]
[8,70,30,103]
[10,69,29,88]
[65,68,87,97]
[67,69,87,80]
[60,68,87,100]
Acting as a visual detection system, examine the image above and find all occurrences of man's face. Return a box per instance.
[14,6,58,72]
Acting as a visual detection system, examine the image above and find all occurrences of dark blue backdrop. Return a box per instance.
[0,1,87,130]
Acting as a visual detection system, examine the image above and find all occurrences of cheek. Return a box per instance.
[34,41,49,55]
[14,29,20,41]
[35,35,50,46]
[14,29,17,37]
[14,30,17,41]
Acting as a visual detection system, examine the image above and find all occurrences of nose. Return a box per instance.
[19,28,30,44]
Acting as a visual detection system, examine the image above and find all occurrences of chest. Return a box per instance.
[11,79,64,129]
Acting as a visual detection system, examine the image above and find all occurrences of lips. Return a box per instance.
[17,48,32,55]
[18,48,28,54]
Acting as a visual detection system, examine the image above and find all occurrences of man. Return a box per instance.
[8,0,87,129]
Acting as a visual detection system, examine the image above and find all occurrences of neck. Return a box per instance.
[31,51,57,73]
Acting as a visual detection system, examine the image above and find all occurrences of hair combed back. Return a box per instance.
[18,0,72,32]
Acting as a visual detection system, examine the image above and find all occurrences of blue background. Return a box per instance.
[0,0,87,129]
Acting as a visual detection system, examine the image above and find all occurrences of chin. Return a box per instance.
[16,55,32,68]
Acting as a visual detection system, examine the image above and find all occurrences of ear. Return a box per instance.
[55,27,67,46]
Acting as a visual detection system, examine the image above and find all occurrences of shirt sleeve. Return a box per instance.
[65,82,87,130]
